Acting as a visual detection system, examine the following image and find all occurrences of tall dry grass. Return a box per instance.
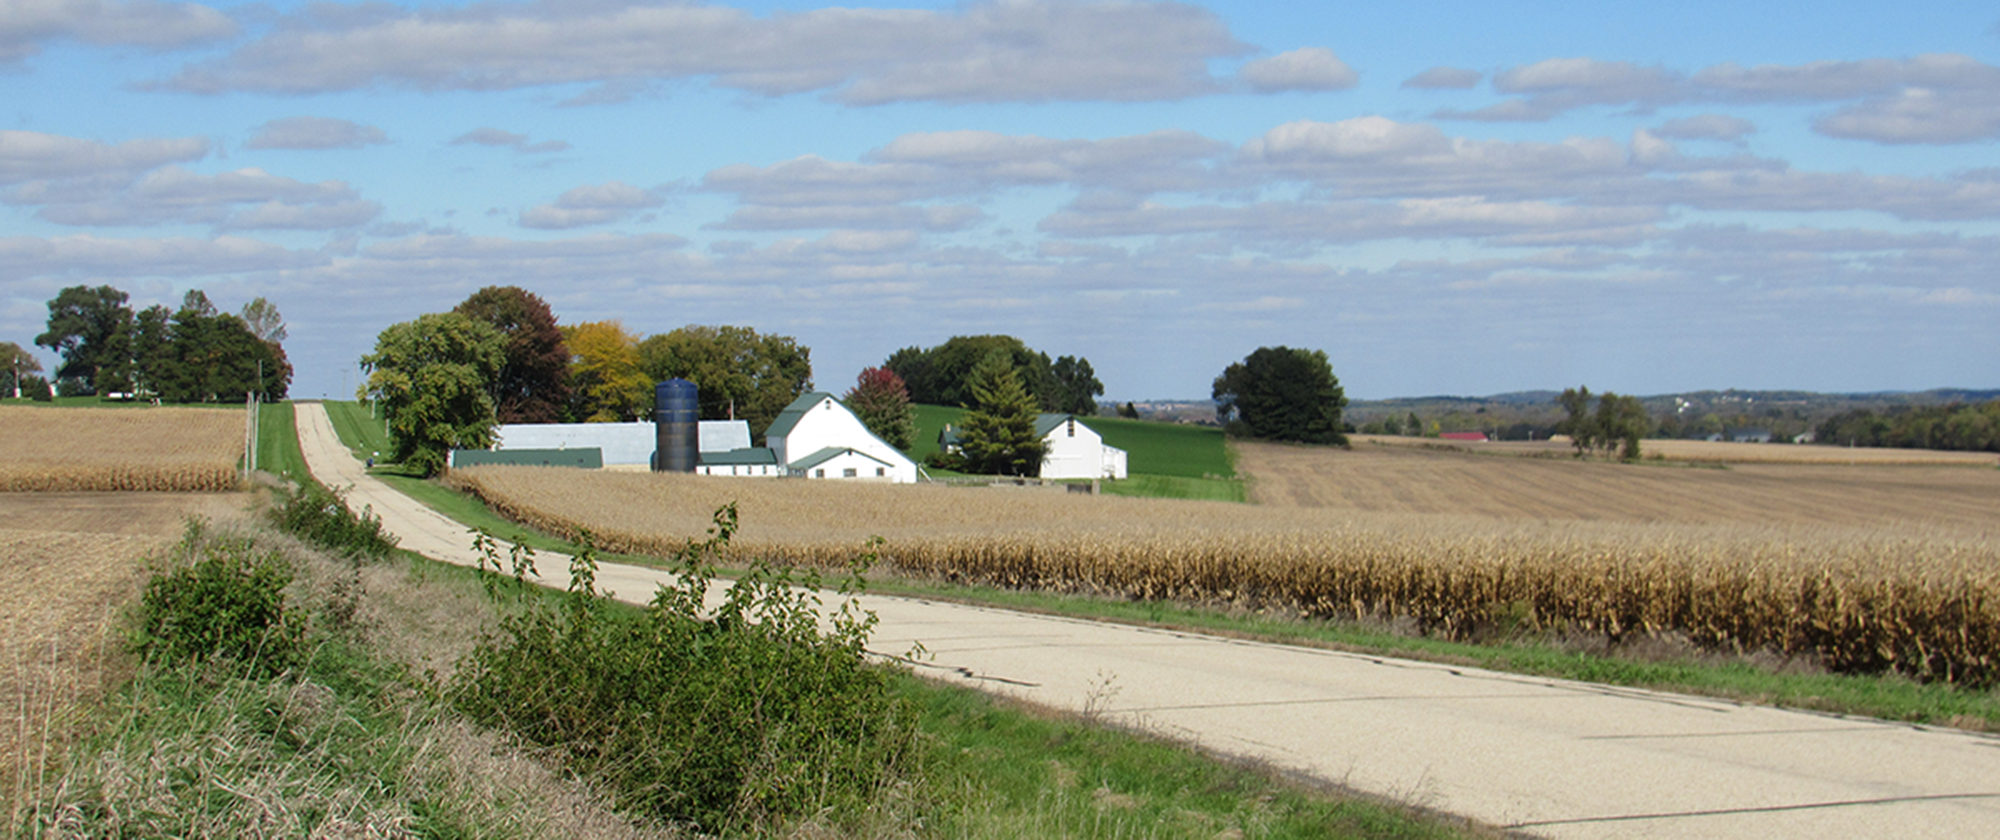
[446,466,2000,686]
[0,407,243,492]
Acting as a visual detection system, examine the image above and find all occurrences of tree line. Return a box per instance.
[358,286,818,475]
[1815,402,2000,453]
[16,285,291,403]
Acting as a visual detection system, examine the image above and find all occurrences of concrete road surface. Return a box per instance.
[294,402,2000,838]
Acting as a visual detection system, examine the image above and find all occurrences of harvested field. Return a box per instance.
[0,493,241,819]
[1,530,156,818]
[0,406,244,492]
[1353,433,1999,466]
[445,465,2000,686]
[1238,441,2000,528]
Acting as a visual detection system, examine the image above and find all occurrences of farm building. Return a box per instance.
[472,419,769,472]
[763,393,919,483]
[467,389,919,482]
[940,413,1128,480]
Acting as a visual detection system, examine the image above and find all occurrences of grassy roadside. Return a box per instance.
[308,403,2000,731]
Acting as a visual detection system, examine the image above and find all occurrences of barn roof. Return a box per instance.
[762,392,833,440]
[789,446,893,471]
[697,447,777,466]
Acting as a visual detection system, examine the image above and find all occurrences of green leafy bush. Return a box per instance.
[135,521,304,677]
[452,506,917,834]
[270,481,398,560]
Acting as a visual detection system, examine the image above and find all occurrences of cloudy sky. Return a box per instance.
[4,0,1998,401]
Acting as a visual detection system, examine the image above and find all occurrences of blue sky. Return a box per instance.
[4,0,1998,401]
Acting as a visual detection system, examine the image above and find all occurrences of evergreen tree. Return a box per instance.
[955,352,1047,476]
[844,367,916,450]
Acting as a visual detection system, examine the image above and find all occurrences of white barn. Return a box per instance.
[488,420,756,468]
[764,393,920,483]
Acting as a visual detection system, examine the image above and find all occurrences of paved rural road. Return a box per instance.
[295,403,2000,838]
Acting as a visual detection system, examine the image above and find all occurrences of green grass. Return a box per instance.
[1100,473,1246,502]
[1081,414,1235,479]
[253,402,308,484]
[321,398,395,462]
[911,404,1245,498]
[904,677,1475,839]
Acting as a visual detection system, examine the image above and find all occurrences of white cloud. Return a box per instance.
[0,0,235,63]
[1238,47,1357,93]
[519,181,665,229]
[0,130,209,185]
[1402,66,1481,90]
[245,117,389,150]
[0,234,320,281]
[1438,58,1683,121]
[450,128,570,154]
[149,0,1255,105]
[14,165,381,230]
[1812,88,2000,145]
[1650,114,1756,142]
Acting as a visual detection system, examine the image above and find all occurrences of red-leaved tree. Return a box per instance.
[844,367,915,450]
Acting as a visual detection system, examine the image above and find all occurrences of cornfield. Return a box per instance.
[0,407,243,493]
[1354,434,2000,466]
[445,464,2000,686]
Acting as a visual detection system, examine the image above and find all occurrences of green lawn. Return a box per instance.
[910,404,1243,498]
[322,398,396,462]
[253,402,308,484]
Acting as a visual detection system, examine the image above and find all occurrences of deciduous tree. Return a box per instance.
[883,336,1061,410]
[637,325,811,440]
[454,286,571,423]
[843,367,915,450]
[359,312,506,476]
[566,320,650,423]
[1212,347,1348,445]
[37,285,134,395]
[1,342,41,399]
[1050,355,1104,416]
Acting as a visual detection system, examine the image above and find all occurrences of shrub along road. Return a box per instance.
[293,403,2000,839]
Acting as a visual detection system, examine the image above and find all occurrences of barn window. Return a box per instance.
[876,467,885,477]
[814,468,825,478]
[843,467,858,478]
[1067,419,1075,437]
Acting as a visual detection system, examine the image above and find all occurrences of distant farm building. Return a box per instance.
[468,390,920,482]
[940,413,1129,480]
[1439,432,1489,442]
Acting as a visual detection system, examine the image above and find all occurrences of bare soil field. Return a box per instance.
[0,406,244,492]
[1238,440,2000,529]
[0,494,243,817]
[1352,433,1999,466]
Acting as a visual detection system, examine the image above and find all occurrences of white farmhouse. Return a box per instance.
[939,413,1128,480]
[1035,414,1128,479]
[763,393,919,482]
